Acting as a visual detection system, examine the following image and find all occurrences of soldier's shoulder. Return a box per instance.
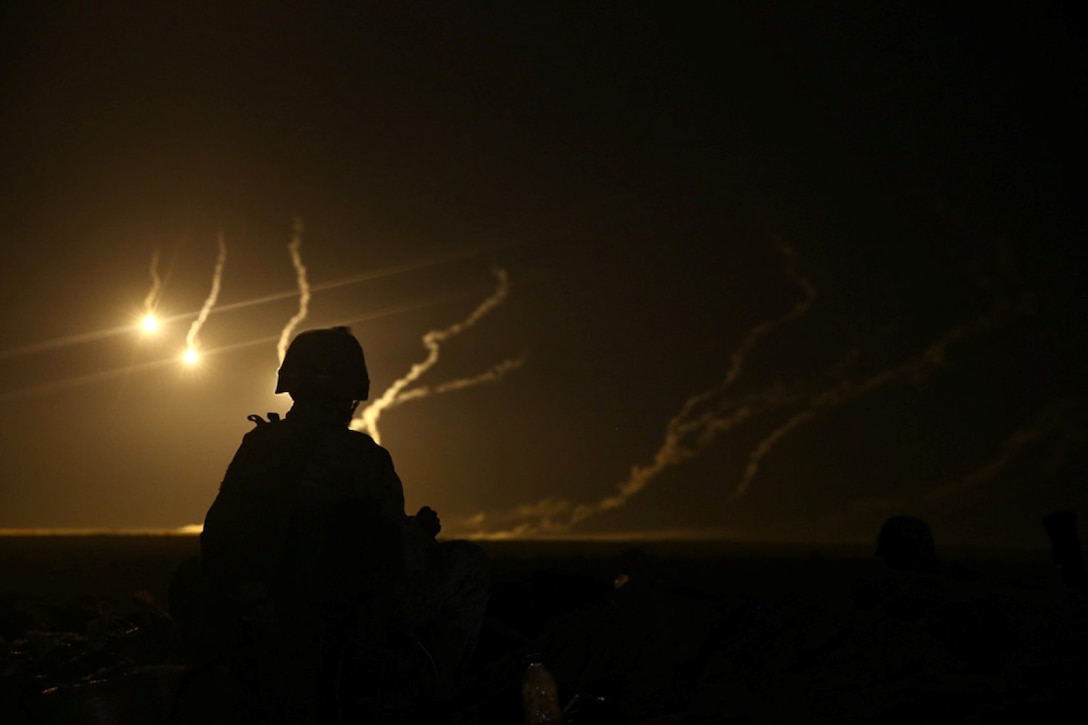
[341,427,382,450]
[239,413,291,443]
[335,428,395,461]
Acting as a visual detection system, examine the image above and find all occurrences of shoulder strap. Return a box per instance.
[246,412,282,427]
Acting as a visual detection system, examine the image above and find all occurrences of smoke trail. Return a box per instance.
[352,267,512,444]
[923,397,1085,503]
[461,385,805,536]
[670,240,816,425]
[391,355,527,406]
[728,290,1032,501]
[183,232,227,361]
[574,240,816,519]
[277,218,311,364]
[457,236,1038,538]
[568,244,811,524]
[818,397,1085,532]
[144,247,162,309]
[141,248,162,329]
[462,242,817,536]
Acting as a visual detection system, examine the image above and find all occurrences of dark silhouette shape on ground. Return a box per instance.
[875,515,937,571]
[1042,510,1087,588]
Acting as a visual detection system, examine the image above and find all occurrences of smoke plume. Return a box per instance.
[352,267,517,444]
[183,232,227,359]
[277,218,311,364]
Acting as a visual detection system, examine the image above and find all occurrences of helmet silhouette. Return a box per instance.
[275,326,370,400]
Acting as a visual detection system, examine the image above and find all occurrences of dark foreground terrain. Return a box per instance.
[1,536,1084,723]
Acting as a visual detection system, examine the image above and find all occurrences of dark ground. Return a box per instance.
[1,536,1084,723]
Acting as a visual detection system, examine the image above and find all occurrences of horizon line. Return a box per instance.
[0,525,843,544]
[0,527,1045,552]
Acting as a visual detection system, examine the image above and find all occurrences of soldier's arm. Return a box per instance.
[410,506,441,538]
[201,428,292,617]
[361,438,442,538]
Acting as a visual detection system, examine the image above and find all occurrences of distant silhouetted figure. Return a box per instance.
[1042,510,1086,588]
[875,515,937,571]
[184,327,489,723]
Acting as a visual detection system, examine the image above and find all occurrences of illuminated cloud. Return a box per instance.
[182,232,227,364]
[352,267,519,444]
[277,218,311,364]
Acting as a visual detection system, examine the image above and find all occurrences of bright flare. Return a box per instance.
[182,347,199,365]
[141,313,159,333]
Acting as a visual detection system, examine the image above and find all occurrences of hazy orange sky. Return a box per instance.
[0,3,1084,547]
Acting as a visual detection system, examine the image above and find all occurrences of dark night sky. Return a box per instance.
[0,2,1084,547]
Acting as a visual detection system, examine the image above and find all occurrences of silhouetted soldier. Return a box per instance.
[194,327,489,723]
[1042,510,1087,588]
[875,515,938,571]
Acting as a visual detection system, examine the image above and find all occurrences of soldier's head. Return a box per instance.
[276,326,370,403]
[876,515,937,571]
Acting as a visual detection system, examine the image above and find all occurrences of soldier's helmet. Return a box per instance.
[275,326,370,400]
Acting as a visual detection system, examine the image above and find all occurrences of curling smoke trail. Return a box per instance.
[391,355,527,406]
[449,236,1036,538]
[464,242,818,536]
[352,268,513,444]
[564,241,816,528]
[922,397,1085,504]
[141,248,163,330]
[727,290,1032,502]
[278,218,311,364]
[277,219,311,363]
[183,233,227,361]
[668,241,816,427]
